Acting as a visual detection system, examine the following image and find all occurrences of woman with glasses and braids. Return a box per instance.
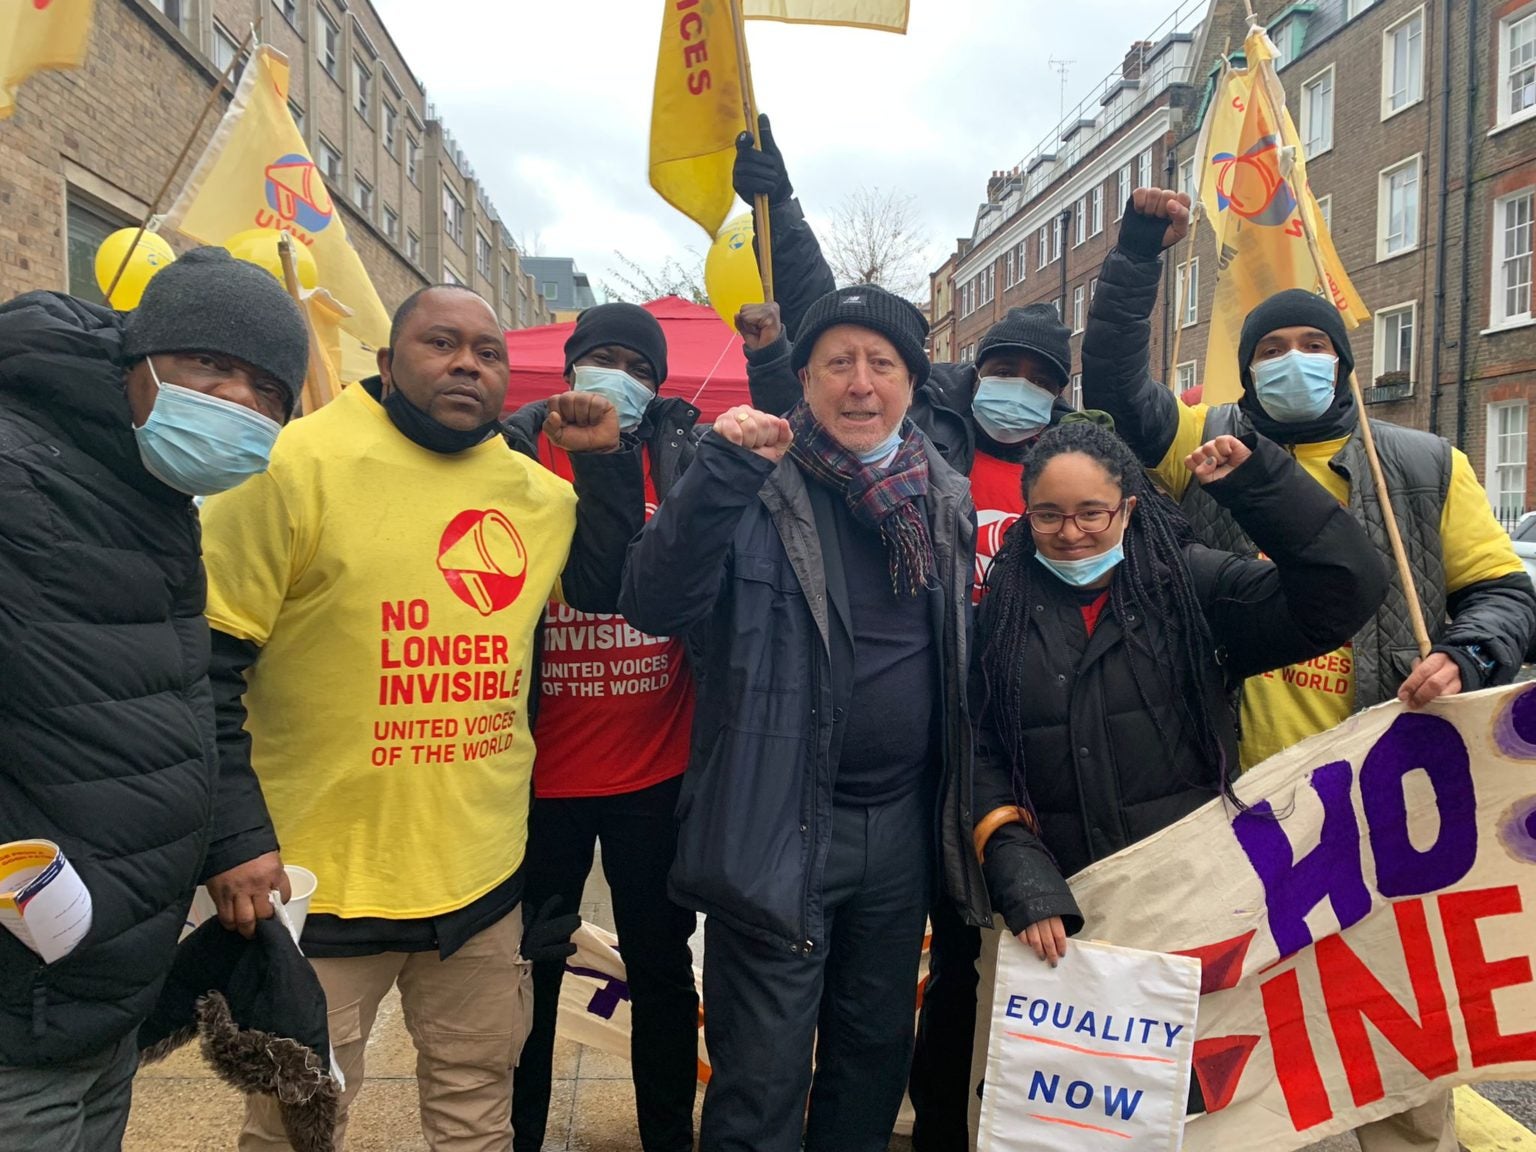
[971,419,1387,966]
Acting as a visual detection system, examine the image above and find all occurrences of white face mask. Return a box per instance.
[572,365,653,432]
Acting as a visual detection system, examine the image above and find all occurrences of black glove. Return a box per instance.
[1116,199,1171,262]
[733,113,793,206]
[520,896,580,964]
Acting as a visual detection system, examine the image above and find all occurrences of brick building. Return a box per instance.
[0,0,553,333]
[928,250,959,362]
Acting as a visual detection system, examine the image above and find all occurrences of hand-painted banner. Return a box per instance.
[1067,683,1536,1151]
[977,938,1200,1151]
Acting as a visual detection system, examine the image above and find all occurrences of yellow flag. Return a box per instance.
[0,0,94,119]
[1194,27,1367,404]
[741,0,908,32]
[649,0,748,238]
[163,46,389,349]
[298,288,353,412]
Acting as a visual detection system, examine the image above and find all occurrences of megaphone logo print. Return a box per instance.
[437,509,528,616]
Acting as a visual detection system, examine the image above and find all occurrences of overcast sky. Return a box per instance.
[370,0,1182,299]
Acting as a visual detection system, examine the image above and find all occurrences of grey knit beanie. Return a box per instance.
[123,246,310,411]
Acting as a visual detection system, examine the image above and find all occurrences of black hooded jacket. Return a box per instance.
[0,292,218,1066]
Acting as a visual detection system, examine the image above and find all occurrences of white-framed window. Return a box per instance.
[273,0,298,27]
[383,102,398,156]
[353,173,373,216]
[1075,197,1087,246]
[987,266,996,303]
[1181,257,1199,326]
[1374,301,1416,379]
[147,0,188,31]
[406,230,420,264]
[1004,248,1015,288]
[1487,400,1529,522]
[1493,189,1535,327]
[1052,297,1063,320]
[288,100,305,134]
[1347,0,1379,18]
[1271,18,1294,70]
[383,205,399,242]
[316,136,342,184]
[1302,66,1335,157]
[1378,155,1421,259]
[1015,240,1027,284]
[443,184,465,245]
[443,263,465,288]
[407,136,421,184]
[212,22,241,73]
[1089,276,1098,303]
[1137,148,1152,190]
[1176,361,1198,394]
[315,6,340,79]
[1179,156,1196,200]
[1091,185,1104,236]
[476,232,493,278]
[1037,225,1050,269]
[1051,215,1063,261]
[1072,284,1085,333]
[1500,9,1536,126]
[354,56,373,120]
[1382,9,1425,118]
[1317,193,1333,230]
[1069,373,1083,410]
[1117,164,1131,218]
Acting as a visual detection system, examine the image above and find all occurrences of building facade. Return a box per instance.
[928,250,959,362]
[523,256,599,322]
[1,0,553,333]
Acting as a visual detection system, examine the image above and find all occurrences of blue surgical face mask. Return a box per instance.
[855,426,904,467]
[1250,350,1339,422]
[971,377,1057,443]
[133,359,282,496]
[1034,543,1125,587]
[572,364,653,432]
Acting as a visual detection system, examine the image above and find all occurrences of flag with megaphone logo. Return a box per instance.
[163,46,390,350]
[1193,26,1367,404]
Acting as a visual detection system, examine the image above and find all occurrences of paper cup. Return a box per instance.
[278,865,317,945]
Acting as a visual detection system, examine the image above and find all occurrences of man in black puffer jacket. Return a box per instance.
[0,250,308,1150]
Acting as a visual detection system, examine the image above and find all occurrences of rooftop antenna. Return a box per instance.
[1048,55,1075,124]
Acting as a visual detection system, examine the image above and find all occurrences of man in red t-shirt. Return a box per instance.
[506,303,702,1152]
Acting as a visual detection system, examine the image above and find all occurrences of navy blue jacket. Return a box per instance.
[619,433,990,952]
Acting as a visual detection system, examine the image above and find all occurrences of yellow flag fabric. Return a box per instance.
[741,0,908,31]
[300,287,352,411]
[649,0,747,238]
[163,46,390,349]
[1194,27,1367,404]
[0,0,94,120]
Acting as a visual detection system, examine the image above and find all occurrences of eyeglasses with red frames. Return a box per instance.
[1024,501,1127,536]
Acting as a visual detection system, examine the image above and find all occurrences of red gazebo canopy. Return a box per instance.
[503,296,752,421]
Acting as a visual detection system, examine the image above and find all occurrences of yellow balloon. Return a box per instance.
[94,230,176,310]
[223,227,319,291]
[705,212,764,331]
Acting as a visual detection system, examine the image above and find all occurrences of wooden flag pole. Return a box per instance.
[276,233,330,415]
[104,26,255,303]
[729,0,774,301]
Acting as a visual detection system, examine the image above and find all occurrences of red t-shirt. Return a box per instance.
[969,449,1027,602]
[531,435,696,798]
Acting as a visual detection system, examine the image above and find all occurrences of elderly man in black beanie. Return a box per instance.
[503,302,703,1152]
[0,246,309,1150]
[620,283,989,1152]
[1083,190,1536,1152]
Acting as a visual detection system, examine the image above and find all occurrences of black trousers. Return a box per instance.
[511,775,699,1152]
[908,899,983,1151]
[698,789,934,1152]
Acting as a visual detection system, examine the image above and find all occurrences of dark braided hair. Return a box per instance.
[979,420,1243,814]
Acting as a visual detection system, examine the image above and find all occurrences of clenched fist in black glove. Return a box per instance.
[520,896,581,964]
[733,113,793,206]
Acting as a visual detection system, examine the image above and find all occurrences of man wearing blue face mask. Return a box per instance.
[0,246,309,1150]
[503,302,704,1152]
[1083,190,1536,1150]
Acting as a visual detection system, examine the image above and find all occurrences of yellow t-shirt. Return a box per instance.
[200,384,577,919]
[1156,402,1525,769]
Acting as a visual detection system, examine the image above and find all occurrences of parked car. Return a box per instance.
[1512,511,1536,591]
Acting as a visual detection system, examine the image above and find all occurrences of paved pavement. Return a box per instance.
[122,860,1536,1151]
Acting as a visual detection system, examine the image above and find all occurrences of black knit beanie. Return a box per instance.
[976,304,1072,389]
[563,302,668,386]
[123,247,309,413]
[791,284,930,387]
[1237,288,1354,392]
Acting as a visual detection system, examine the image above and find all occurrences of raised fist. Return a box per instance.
[713,405,793,463]
[735,302,783,352]
[1184,434,1252,484]
[545,390,620,454]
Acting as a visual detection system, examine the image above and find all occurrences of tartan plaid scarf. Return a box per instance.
[786,400,936,597]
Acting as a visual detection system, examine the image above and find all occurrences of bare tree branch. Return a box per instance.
[821,186,930,300]
[600,250,707,305]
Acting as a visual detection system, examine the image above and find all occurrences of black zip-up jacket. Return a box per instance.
[975,436,1389,936]
[0,293,217,1065]
[619,433,991,952]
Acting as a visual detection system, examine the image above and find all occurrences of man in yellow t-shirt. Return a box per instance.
[1083,188,1536,1152]
[198,285,643,1152]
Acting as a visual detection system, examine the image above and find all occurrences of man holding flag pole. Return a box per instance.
[1081,21,1536,1150]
